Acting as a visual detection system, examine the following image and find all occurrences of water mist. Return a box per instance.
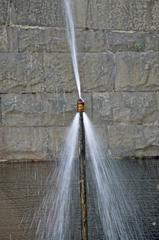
[34,0,146,239]
[35,114,79,240]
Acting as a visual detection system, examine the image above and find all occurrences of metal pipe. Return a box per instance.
[78,98,88,240]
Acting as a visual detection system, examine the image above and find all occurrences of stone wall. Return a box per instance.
[0,0,159,161]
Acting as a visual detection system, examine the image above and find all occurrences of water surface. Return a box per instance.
[0,159,159,240]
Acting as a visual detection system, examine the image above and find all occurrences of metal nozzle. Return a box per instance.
[77,98,85,112]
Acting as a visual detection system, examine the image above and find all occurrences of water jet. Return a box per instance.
[34,0,147,238]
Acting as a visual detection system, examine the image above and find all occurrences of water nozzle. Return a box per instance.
[77,98,85,112]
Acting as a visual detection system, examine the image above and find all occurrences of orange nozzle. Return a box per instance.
[77,98,85,112]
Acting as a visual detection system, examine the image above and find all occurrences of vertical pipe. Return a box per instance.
[79,112,88,240]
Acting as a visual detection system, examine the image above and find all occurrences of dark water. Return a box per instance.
[0,160,159,240]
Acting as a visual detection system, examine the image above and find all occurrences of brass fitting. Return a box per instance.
[77,98,85,112]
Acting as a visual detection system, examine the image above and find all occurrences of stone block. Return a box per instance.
[115,52,159,91]
[0,27,19,52]
[0,0,9,25]
[44,52,115,93]
[107,125,159,157]
[145,33,159,52]
[7,26,159,53]
[92,92,112,123]
[1,93,92,126]
[0,53,45,93]
[0,126,67,161]
[111,92,158,124]
[0,51,114,93]
[86,0,159,31]
[0,27,8,52]
[0,127,49,160]
[16,27,105,53]
[43,53,75,92]
[79,52,115,92]
[93,92,158,125]
[103,32,159,52]
[11,0,64,27]
[6,27,19,52]
[152,1,159,30]
[11,0,86,27]
[47,127,68,160]
[17,27,68,53]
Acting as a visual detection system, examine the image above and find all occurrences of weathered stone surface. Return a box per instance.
[44,52,115,92]
[107,125,159,157]
[103,31,159,52]
[0,53,45,93]
[79,52,115,92]
[17,27,68,53]
[0,0,9,25]
[0,52,114,93]
[152,0,159,30]
[6,27,19,51]
[0,127,67,161]
[0,53,72,93]
[145,33,159,52]
[0,127,48,160]
[8,0,159,31]
[93,92,159,124]
[14,28,159,53]
[0,27,8,52]
[78,30,157,53]
[1,93,91,126]
[3,26,159,53]
[11,0,86,27]
[43,53,75,92]
[86,0,159,31]
[92,92,112,123]
[115,52,159,91]
[11,0,64,26]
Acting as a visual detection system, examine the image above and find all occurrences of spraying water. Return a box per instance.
[35,114,79,240]
[33,0,146,238]
[64,0,81,98]
[83,113,144,240]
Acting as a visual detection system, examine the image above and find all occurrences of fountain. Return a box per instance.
[34,0,146,239]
